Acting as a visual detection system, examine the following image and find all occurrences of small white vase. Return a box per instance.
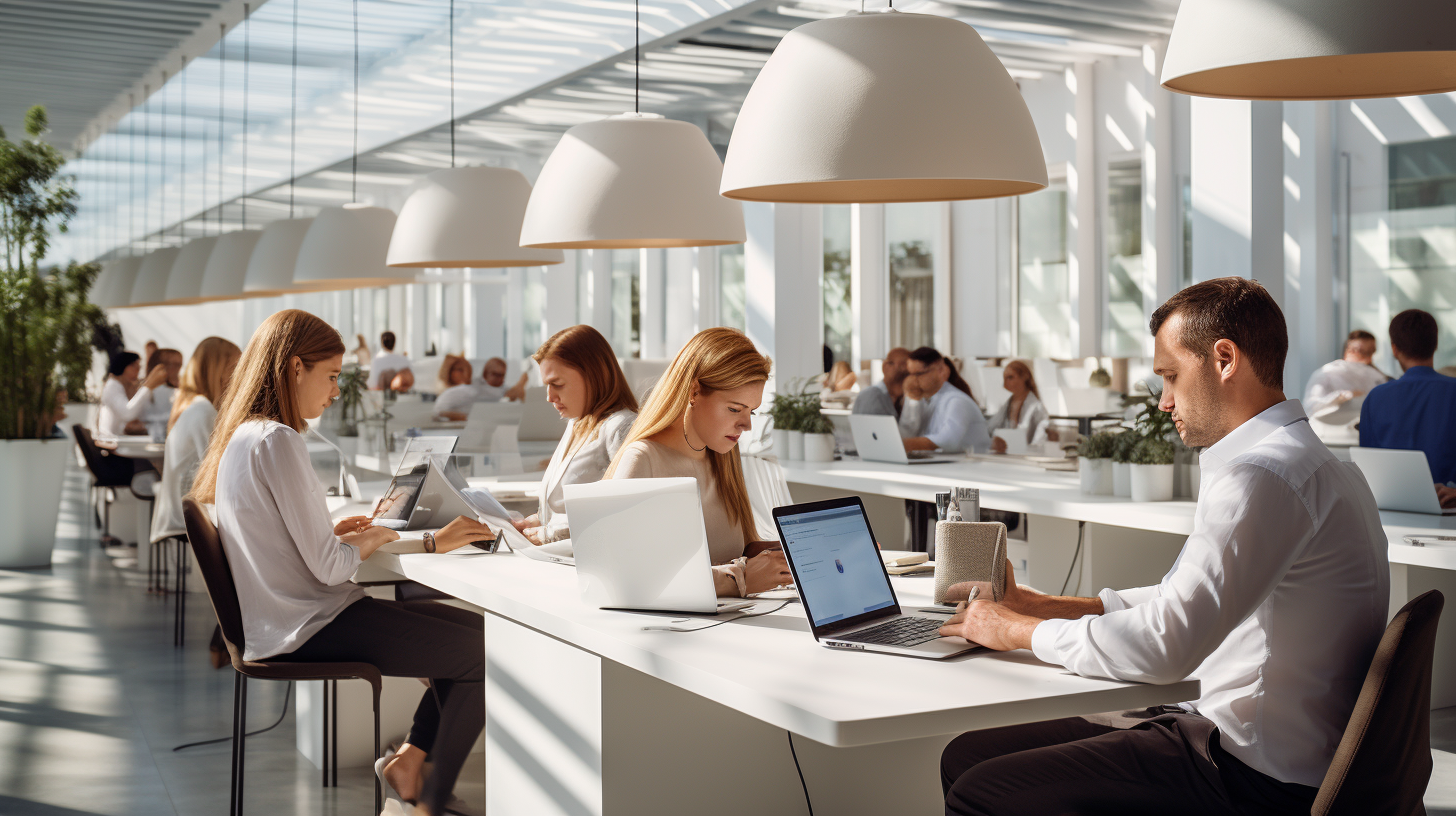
[802,432,835,462]
[785,429,805,460]
[1113,461,1132,497]
[1079,458,1113,495]
[1130,463,1175,502]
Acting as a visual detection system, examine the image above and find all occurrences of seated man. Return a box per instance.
[897,347,990,454]
[1303,329,1389,416]
[1360,309,1456,507]
[478,357,528,403]
[368,331,414,392]
[851,347,910,418]
[938,277,1388,816]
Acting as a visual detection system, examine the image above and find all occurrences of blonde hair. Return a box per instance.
[606,327,771,542]
[190,310,346,503]
[1005,359,1040,400]
[533,325,639,455]
[437,354,472,390]
[169,337,241,431]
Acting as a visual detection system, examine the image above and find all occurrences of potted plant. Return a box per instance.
[799,401,836,463]
[334,367,367,437]
[1110,429,1138,498]
[1129,436,1177,502]
[0,106,104,568]
[1075,431,1117,495]
[767,387,803,459]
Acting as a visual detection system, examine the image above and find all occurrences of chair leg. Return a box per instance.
[321,680,330,788]
[236,673,248,816]
[230,672,243,816]
[174,542,187,648]
[374,683,382,815]
[331,678,339,789]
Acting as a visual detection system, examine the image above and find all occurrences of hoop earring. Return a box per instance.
[683,404,706,452]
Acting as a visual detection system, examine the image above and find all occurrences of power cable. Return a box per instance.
[787,731,814,815]
[172,680,292,752]
[1059,520,1085,596]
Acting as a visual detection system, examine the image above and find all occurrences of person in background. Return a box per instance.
[478,356,528,402]
[432,355,478,421]
[511,325,639,545]
[988,360,1056,452]
[98,350,168,437]
[190,309,492,816]
[605,327,792,597]
[852,347,911,419]
[1360,309,1456,506]
[351,333,371,367]
[368,330,414,392]
[143,340,158,363]
[938,277,1387,816]
[821,360,857,395]
[142,348,184,433]
[1303,329,1389,416]
[899,347,991,454]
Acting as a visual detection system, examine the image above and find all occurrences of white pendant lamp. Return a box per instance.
[199,229,263,300]
[127,247,181,307]
[293,204,413,290]
[1162,0,1456,100]
[88,261,115,305]
[243,218,313,295]
[720,10,1048,204]
[389,167,565,267]
[520,113,745,249]
[163,236,219,304]
[98,259,142,309]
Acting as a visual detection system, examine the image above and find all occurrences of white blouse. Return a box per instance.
[985,391,1050,445]
[97,377,152,438]
[214,419,365,660]
[151,396,216,543]
[433,383,484,419]
[531,409,636,543]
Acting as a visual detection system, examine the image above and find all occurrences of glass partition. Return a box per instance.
[1016,183,1071,358]
[887,202,938,351]
[719,243,746,330]
[823,205,852,364]
[1105,158,1148,357]
[610,250,640,357]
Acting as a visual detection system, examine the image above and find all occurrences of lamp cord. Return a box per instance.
[290,0,298,218]
[161,71,167,245]
[219,23,226,237]
[180,58,186,243]
[128,93,134,254]
[634,0,640,113]
[449,0,455,167]
[143,84,149,249]
[242,3,250,229]
[352,0,359,203]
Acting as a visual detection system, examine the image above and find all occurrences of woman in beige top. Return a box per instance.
[606,327,792,597]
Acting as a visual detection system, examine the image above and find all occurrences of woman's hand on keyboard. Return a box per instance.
[744,550,793,595]
[434,516,498,553]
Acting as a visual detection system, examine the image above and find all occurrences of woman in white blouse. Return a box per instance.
[511,325,639,544]
[150,337,240,546]
[189,309,494,816]
[97,350,168,437]
[432,354,479,421]
[988,359,1055,452]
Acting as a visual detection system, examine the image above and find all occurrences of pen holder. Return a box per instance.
[932,521,1007,605]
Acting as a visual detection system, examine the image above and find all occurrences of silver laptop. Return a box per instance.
[1350,447,1456,516]
[564,477,753,614]
[849,414,952,465]
[774,497,978,659]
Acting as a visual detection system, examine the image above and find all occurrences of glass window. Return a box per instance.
[1105,159,1148,357]
[719,244,746,330]
[610,250,640,357]
[1016,184,1071,358]
[576,251,592,326]
[523,267,547,357]
[886,203,938,351]
[823,205,853,365]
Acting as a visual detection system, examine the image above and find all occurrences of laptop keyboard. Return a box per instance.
[835,616,943,647]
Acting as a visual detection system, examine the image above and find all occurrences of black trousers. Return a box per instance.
[276,597,484,813]
[940,707,1319,816]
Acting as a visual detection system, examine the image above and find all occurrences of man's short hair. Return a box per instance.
[1148,277,1287,390]
[1388,309,1438,360]
[380,331,396,351]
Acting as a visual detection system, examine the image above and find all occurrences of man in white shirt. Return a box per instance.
[1303,329,1389,418]
[897,347,990,454]
[851,347,910,419]
[937,277,1388,816]
[367,331,414,391]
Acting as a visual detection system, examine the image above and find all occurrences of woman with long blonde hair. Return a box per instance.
[191,309,491,815]
[605,327,791,597]
[512,325,639,544]
[151,337,241,549]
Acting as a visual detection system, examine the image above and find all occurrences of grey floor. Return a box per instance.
[1,458,1453,815]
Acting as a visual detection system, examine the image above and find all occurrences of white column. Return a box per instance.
[472,280,507,360]
[589,249,612,336]
[744,202,823,388]
[664,247,697,353]
[695,247,721,329]
[932,202,953,353]
[506,269,524,362]
[1283,101,1337,393]
[951,199,1005,359]
[544,255,577,337]
[851,203,887,365]
[1147,43,1180,311]
[1070,62,1099,357]
[405,284,426,359]
[640,249,666,358]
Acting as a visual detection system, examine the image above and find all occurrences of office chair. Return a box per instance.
[1312,590,1443,816]
[183,499,382,816]
[73,425,136,549]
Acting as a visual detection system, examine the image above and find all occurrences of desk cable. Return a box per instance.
[640,599,796,632]
[787,731,814,815]
[172,681,292,752]
[1059,521,1086,596]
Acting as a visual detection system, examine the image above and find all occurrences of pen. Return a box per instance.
[966,586,981,603]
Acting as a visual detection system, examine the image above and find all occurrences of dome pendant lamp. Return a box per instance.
[293,0,411,290]
[518,0,744,248]
[1161,0,1456,100]
[388,0,563,268]
[719,9,1048,204]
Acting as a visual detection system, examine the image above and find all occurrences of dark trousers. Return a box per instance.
[276,597,484,813]
[941,707,1318,816]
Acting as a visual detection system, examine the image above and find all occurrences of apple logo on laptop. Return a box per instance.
[871,432,879,441]
[835,559,844,573]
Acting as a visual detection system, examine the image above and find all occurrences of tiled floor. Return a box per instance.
[0,458,1453,815]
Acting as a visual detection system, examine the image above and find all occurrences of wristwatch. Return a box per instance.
[423,531,436,553]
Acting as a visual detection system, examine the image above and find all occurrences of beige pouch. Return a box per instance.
[932,521,1007,604]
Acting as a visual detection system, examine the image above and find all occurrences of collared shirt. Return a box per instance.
[1031,400,1388,787]
[1303,358,1388,416]
[1359,366,1456,484]
[534,409,636,543]
[898,385,991,453]
[367,351,411,390]
[433,383,486,418]
[151,396,216,543]
[985,391,1050,445]
[852,381,902,419]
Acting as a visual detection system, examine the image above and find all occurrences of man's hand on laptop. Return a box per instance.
[938,600,1040,651]
[745,550,793,594]
[434,516,498,553]
[1438,484,1456,509]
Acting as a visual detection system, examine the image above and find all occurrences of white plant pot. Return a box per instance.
[1112,461,1132,498]
[802,432,835,462]
[0,437,69,568]
[785,430,805,460]
[1078,457,1113,495]
[1130,463,1175,502]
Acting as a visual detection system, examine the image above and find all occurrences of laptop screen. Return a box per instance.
[777,502,897,629]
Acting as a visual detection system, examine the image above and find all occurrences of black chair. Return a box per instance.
[73,425,136,548]
[183,498,382,816]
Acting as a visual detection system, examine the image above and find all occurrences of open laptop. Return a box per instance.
[1350,447,1456,516]
[849,414,953,465]
[564,477,754,614]
[774,497,978,659]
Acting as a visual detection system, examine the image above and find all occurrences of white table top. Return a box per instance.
[98,438,165,458]
[365,546,1199,747]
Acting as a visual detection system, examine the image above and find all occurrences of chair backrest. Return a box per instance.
[182,498,247,667]
[1312,589,1443,816]
[72,424,133,487]
[741,454,794,540]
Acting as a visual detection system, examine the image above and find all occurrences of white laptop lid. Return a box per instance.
[1350,447,1447,515]
[564,477,720,613]
[458,401,523,452]
[849,414,908,464]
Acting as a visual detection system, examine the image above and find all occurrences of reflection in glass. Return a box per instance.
[887,202,937,350]
[823,205,853,364]
[1016,184,1070,358]
[610,250,640,358]
[720,244,746,331]
[1105,159,1147,357]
